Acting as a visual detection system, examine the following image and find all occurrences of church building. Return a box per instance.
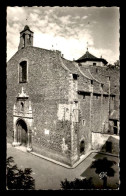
[7,25,119,166]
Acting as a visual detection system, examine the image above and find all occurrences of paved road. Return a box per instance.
[7,143,96,190]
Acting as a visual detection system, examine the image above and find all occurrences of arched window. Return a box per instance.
[19,61,27,83]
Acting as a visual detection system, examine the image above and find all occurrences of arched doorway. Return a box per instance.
[16,119,28,146]
[80,140,85,155]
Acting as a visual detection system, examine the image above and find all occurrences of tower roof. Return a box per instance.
[20,25,33,33]
[24,25,30,31]
[77,51,98,61]
[76,50,108,65]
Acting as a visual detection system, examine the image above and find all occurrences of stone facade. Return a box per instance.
[7,26,120,166]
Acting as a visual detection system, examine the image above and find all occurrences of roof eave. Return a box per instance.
[76,58,108,64]
[20,29,34,34]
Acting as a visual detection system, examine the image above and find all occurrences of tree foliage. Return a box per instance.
[61,177,94,190]
[6,156,35,190]
[106,60,120,70]
[90,157,117,188]
[114,60,120,68]
[61,157,117,189]
[90,157,116,177]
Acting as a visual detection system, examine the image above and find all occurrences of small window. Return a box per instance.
[65,108,69,112]
[19,61,27,83]
[82,119,85,126]
[91,80,93,85]
[73,74,78,80]
[78,63,82,66]
[101,84,104,88]
[93,63,96,66]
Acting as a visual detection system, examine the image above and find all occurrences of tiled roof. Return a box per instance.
[89,69,107,84]
[76,51,108,64]
[61,58,78,74]
[64,60,106,84]
[79,67,93,80]
[77,51,98,61]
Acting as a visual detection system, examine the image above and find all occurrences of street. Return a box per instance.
[7,143,119,190]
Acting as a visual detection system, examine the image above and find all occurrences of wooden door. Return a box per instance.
[17,120,28,146]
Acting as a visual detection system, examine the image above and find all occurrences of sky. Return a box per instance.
[7,6,120,64]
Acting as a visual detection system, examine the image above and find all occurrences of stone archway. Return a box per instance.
[12,88,33,152]
[12,117,33,152]
[16,119,28,146]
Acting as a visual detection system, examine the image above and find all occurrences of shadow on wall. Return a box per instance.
[100,136,119,155]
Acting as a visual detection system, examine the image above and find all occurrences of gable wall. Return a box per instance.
[7,47,72,164]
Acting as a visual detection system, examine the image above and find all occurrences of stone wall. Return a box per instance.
[78,92,91,154]
[77,72,91,92]
[89,65,120,112]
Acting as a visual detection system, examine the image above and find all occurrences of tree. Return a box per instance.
[61,177,94,190]
[6,156,35,190]
[106,60,120,70]
[90,157,116,189]
[106,63,115,70]
[114,60,120,68]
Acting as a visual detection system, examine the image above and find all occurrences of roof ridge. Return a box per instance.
[58,54,72,72]
[88,69,103,84]
[73,62,92,80]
